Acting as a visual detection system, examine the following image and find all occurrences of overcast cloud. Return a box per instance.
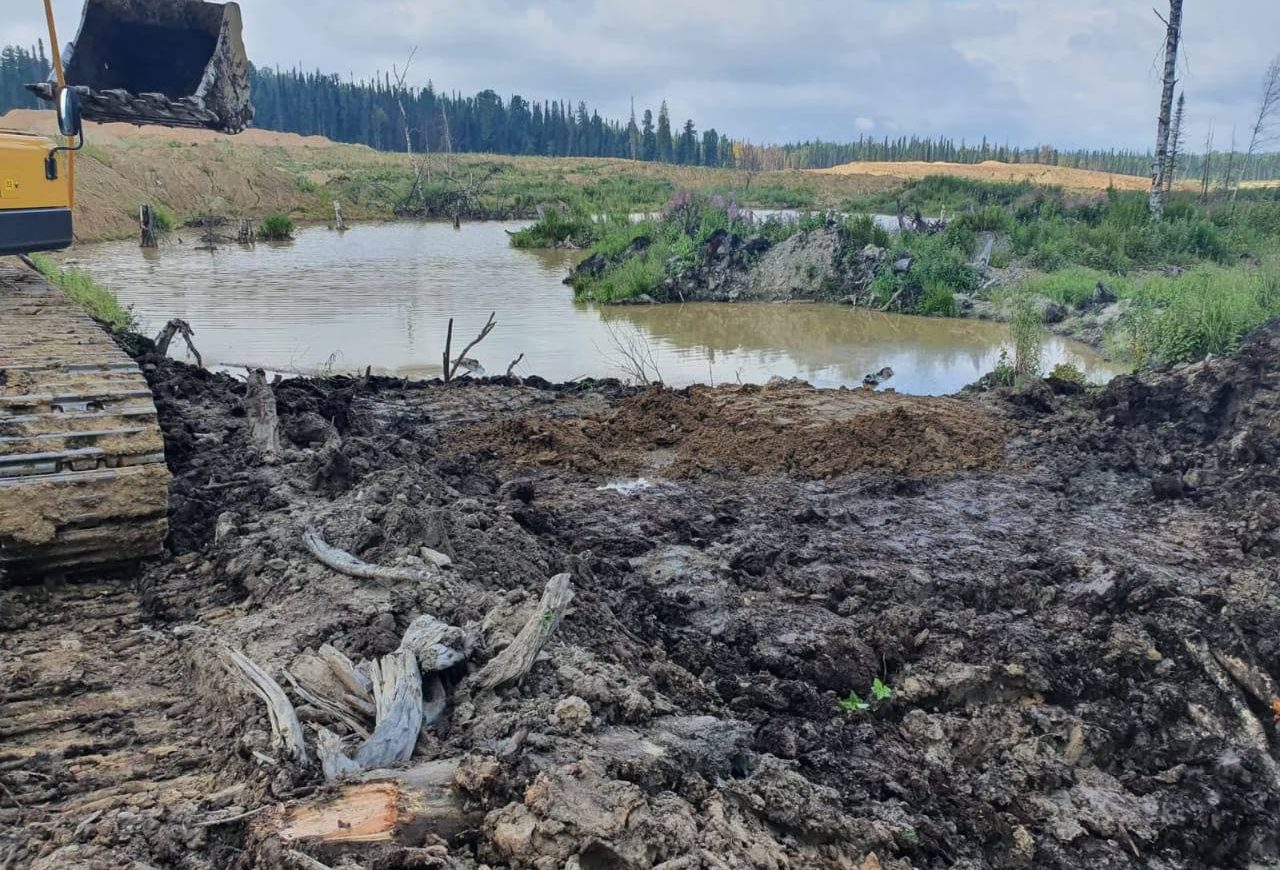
[5,0,1278,151]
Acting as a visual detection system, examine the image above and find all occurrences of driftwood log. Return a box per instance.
[302,528,434,583]
[474,573,574,690]
[222,647,309,766]
[253,773,479,852]
[245,369,282,460]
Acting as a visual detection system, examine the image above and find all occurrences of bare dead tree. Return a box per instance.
[1149,0,1184,220]
[1235,56,1280,200]
[1200,122,1215,201]
[391,47,418,157]
[441,312,497,383]
[1223,126,1240,192]
[1163,91,1186,196]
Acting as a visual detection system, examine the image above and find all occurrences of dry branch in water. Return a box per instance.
[443,312,498,383]
[601,320,663,385]
[302,527,434,583]
[221,647,308,765]
[474,573,574,690]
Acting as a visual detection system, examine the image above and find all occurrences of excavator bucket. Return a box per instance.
[28,0,253,134]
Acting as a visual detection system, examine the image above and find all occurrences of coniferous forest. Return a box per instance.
[3,43,1278,180]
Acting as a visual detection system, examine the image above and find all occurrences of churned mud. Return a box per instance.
[4,323,1280,869]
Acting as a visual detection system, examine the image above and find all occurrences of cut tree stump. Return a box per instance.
[254,778,478,849]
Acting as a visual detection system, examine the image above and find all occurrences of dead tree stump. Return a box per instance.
[139,205,157,248]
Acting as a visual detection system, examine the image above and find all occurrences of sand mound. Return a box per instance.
[817,159,1172,192]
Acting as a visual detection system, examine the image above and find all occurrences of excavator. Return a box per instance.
[0,0,252,580]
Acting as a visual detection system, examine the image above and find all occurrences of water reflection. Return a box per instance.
[70,221,1126,394]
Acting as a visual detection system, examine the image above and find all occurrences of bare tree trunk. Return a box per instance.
[1200,123,1215,202]
[1163,92,1186,197]
[1148,0,1183,220]
[1223,127,1239,192]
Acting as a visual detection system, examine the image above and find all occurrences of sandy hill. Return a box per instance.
[818,159,1163,192]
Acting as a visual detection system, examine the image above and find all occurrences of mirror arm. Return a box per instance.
[45,131,85,181]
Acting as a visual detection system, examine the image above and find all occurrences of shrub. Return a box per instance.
[150,205,177,233]
[258,213,296,240]
[919,282,957,316]
[1010,297,1045,377]
[1050,362,1086,383]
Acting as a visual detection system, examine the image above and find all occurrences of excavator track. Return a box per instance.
[0,266,170,582]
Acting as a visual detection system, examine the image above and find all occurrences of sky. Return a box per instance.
[5,0,1278,152]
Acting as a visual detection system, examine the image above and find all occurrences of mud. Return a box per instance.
[5,323,1280,868]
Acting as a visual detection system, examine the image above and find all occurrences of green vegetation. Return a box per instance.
[28,254,136,332]
[839,679,894,714]
[569,178,1280,370]
[509,207,598,249]
[150,205,177,233]
[257,212,296,240]
[1010,298,1046,377]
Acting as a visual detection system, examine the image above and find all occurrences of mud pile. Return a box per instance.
[4,326,1280,869]
[466,383,1006,478]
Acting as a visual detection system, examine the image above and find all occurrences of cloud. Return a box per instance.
[6,0,1278,151]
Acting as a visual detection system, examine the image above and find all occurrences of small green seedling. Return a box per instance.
[839,691,871,713]
[871,678,893,702]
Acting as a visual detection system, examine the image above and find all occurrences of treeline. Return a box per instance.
[0,42,50,113]
[3,45,1279,180]
[250,67,731,165]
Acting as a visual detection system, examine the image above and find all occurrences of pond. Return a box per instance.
[71,221,1125,395]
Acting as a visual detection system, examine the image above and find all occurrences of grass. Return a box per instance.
[28,254,136,332]
[509,207,598,249]
[257,212,296,240]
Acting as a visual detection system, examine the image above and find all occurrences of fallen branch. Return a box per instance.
[222,647,308,766]
[318,643,373,700]
[474,573,574,690]
[302,528,433,583]
[284,670,371,739]
[506,353,525,378]
[1185,639,1280,786]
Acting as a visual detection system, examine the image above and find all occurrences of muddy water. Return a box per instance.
[74,221,1124,394]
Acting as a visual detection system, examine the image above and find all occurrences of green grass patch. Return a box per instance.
[509,207,598,249]
[29,254,136,332]
[257,212,296,240]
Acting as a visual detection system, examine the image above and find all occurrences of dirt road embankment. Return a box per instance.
[4,321,1280,867]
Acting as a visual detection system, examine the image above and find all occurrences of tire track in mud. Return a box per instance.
[0,584,224,868]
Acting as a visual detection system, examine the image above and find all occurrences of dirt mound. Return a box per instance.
[466,383,1007,478]
[817,158,1174,192]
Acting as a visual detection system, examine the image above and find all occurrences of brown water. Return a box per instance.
[73,221,1126,395]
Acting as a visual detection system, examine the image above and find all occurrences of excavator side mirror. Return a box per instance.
[46,89,85,181]
[56,88,83,139]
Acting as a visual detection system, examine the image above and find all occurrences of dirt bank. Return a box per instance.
[5,320,1280,868]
